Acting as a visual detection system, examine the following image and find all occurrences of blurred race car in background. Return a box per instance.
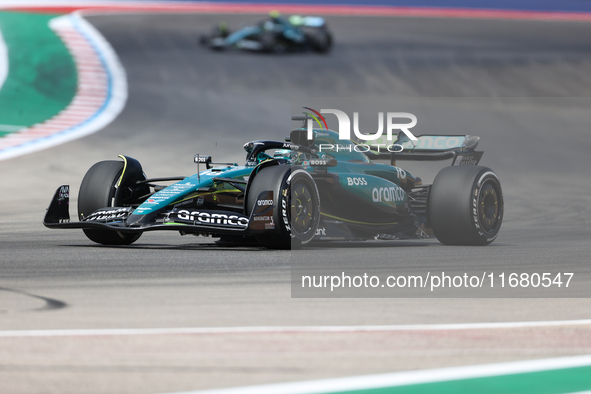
[200,12,332,53]
[43,116,504,249]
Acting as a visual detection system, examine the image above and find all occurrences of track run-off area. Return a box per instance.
[1,1,591,393]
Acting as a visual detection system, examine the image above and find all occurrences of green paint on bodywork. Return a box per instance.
[0,12,76,136]
[133,166,253,216]
[337,172,406,208]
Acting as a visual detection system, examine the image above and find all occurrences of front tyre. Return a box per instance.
[246,165,320,249]
[428,166,503,246]
[78,161,143,245]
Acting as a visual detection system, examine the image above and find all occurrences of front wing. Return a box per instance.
[43,185,275,235]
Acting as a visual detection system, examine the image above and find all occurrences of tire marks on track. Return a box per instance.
[0,287,68,313]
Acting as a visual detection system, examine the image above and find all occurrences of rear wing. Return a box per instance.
[288,16,325,27]
[364,134,483,166]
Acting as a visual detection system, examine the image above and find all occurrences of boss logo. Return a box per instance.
[347,177,368,186]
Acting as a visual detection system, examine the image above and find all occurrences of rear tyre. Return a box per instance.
[78,161,142,246]
[246,165,320,249]
[428,166,503,246]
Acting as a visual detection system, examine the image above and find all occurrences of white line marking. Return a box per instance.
[157,354,591,394]
[2,318,591,338]
[0,27,7,93]
[0,124,25,132]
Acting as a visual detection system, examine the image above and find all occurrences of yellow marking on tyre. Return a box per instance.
[116,155,128,187]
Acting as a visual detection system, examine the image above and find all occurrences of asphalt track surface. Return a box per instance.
[1,13,591,394]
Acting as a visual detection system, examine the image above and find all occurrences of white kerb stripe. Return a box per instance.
[157,354,591,394]
[0,28,7,92]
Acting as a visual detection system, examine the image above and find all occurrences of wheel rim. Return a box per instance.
[290,181,315,237]
[478,180,500,233]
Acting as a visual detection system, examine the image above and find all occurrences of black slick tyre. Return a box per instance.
[246,165,320,249]
[306,28,332,53]
[428,166,503,246]
[78,161,142,246]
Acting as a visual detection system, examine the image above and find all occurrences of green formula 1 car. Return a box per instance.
[44,117,503,249]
